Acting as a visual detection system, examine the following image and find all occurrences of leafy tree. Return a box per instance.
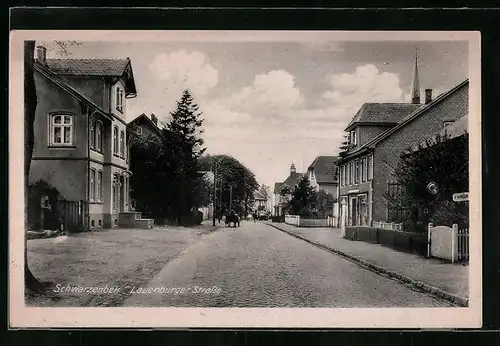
[385,132,469,231]
[286,176,317,217]
[129,128,168,220]
[199,154,259,217]
[314,190,336,218]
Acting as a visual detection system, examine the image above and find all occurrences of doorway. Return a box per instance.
[351,197,357,226]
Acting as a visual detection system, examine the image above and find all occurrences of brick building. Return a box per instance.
[336,53,469,228]
[337,79,469,228]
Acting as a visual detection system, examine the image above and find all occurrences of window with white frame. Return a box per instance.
[349,161,353,184]
[113,126,119,155]
[361,158,366,182]
[89,119,95,148]
[116,86,124,113]
[120,130,125,157]
[97,170,102,202]
[90,169,96,201]
[350,131,357,146]
[354,159,359,184]
[96,121,103,152]
[367,155,373,180]
[50,114,73,146]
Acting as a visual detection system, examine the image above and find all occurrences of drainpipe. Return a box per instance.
[87,105,91,231]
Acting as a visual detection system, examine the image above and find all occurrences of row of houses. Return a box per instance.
[29,45,172,230]
[272,52,469,229]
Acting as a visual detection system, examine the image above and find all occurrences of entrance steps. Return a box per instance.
[118,211,154,229]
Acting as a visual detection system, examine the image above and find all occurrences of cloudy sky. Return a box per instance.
[41,36,468,188]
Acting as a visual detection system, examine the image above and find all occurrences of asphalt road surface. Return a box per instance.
[124,221,453,307]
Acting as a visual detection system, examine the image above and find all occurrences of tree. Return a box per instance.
[338,133,353,157]
[128,128,167,220]
[166,89,206,224]
[285,176,317,217]
[385,132,469,231]
[199,154,259,217]
[315,190,336,218]
[24,40,44,292]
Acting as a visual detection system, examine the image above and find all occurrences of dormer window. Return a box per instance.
[116,85,124,113]
[350,131,357,146]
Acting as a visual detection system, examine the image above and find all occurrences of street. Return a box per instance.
[124,221,453,307]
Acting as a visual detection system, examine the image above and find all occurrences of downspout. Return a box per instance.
[87,104,91,231]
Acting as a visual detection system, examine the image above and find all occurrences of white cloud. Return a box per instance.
[225,70,304,114]
[149,50,219,96]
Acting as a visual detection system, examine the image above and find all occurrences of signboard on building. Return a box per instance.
[452,192,469,202]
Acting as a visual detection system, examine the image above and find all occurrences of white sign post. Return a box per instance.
[452,192,469,202]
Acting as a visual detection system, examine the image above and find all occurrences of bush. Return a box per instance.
[28,180,63,231]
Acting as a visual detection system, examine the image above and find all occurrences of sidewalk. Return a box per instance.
[265,222,469,306]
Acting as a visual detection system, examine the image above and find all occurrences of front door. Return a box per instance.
[351,197,357,226]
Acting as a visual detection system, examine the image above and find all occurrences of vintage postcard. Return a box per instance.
[9,30,481,329]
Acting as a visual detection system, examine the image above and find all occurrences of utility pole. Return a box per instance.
[212,164,217,226]
[229,185,233,212]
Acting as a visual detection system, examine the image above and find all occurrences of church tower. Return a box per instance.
[411,49,421,104]
[290,163,296,174]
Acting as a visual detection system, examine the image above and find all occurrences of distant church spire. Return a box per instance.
[411,49,421,104]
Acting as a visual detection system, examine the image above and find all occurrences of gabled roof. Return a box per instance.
[308,156,339,184]
[281,172,303,191]
[274,171,303,194]
[345,103,421,132]
[46,58,137,96]
[34,62,112,121]
[254,191,267,201]
[128,113,164,138]
[339,79,469,162]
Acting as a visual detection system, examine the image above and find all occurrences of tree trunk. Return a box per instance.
[24,40,46,292]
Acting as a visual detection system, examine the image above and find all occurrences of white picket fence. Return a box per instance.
[372,221,403,232]
[457,227,469,262]
[427,223,469,263]
[284,215,336,228]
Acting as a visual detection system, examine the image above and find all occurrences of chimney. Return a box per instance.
[425,89,433,104]
[151,113,158,126]
[36,46,47,64]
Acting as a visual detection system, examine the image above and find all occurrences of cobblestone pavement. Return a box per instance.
[124,221,453,307]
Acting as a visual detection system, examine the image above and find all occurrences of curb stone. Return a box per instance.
[266,222,469,307]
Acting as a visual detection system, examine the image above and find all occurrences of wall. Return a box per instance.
[60,76,106,108]
[33,70,88,159]
[318,183,337,196]
[372,83,468,222]
[30,160,87,201]
[358,125,393,147]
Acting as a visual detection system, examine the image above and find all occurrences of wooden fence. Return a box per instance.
[56,200,89,233]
